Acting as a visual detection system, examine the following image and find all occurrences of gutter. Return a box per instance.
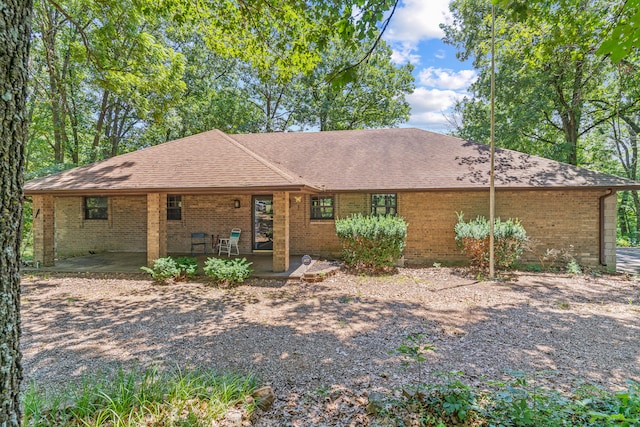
[599,189,615,266]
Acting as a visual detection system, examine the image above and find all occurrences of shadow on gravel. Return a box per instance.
[20,272,640,400]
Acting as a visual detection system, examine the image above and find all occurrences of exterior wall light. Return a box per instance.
[234,199,241,208]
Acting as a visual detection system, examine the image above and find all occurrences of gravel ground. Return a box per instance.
[20,268,640,426]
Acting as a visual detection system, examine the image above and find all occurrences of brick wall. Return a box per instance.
[166,194,252,254]
[288,193,369,257]
[400,190,603,266]
[272,191,290,272]
[50,189,611,267]
[603,192,617,268]
[288,189,608,267]
[32,194,55,266]
[54,196,147,257]
[53,194,254,256]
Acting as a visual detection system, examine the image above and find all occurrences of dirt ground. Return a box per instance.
[20,268,640,426]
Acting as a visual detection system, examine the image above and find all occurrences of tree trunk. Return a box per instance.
[90,89,109,162]
[551,58,583,166]
[0,0,32,425]
[40,2,69,164]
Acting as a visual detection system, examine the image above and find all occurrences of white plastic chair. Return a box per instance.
[218,228,241,256]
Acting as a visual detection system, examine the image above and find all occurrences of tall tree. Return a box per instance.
[8,4,400,423]
[587,57,640,241]
[296,37,414,131]
[26,0,400,167]
[226,35,414,133]
[1,0,32,424]
[444,0,622,165]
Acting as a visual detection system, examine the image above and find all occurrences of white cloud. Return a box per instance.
[385,1,452,65]
[403,87,465,132]
[408,87,460,112]
[418,67,477,90]
[382,1,474,132]
[404,111,454,131]
[385,0,452,45]
[391,42,422,64]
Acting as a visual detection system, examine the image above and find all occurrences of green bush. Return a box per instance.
[617,237,633,247]
[203,257,253,286]
[175,256,199,279]
[454,212,526,270]
[141,256,199,283]
[378,373,640,427]
[141,257,180,283]
[335,214,408,273]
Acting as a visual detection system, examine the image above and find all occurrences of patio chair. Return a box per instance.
[218,228,241,256]
[190,232,207,256]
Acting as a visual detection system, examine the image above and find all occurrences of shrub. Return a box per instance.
[377,372,640,427]
[204,257,253,287]
[525,240,580,272]
[455,212,526,270]
[335,214,408,273]
[617,237,633,247]
[175,256,199,279]
[566,258,582,275]
[141,257,180,283]
[141,256,199,283]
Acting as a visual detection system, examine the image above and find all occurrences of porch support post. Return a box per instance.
[147,193,167,266]
[272,191,290,272]
[32,194,55,267]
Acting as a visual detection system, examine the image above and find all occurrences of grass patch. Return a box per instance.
[23,367,259,426]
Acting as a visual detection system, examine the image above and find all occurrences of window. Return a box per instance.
[371,193,397,216]
[84,197,108,220]
[310,195,334,220]
[167,195,182,220]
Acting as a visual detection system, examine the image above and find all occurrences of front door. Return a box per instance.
[253,196,273,251]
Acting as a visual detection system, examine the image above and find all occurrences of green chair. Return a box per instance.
[218,228,241,256]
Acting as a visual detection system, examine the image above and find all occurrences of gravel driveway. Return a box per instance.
[21,269,640,425]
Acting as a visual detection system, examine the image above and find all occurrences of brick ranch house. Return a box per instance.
[24,128,640,272]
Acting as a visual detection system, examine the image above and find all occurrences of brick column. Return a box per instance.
[272,191,290,272]
[32,194,55,267]
[602,191,617,269]
[147,193,167,266]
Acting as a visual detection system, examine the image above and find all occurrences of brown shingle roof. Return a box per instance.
[24,130,318,195]
[24,128,640,194]
[232,128,639,191]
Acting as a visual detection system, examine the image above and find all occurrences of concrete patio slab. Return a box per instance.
[26,248,640,276]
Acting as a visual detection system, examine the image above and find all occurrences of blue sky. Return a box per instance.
[383,0,477,132]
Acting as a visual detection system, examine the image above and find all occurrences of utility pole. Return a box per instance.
[489,3,496,279]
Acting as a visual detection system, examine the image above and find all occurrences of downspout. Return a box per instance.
[599,189,615,266]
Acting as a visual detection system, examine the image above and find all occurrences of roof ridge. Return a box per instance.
[215,130,321,190]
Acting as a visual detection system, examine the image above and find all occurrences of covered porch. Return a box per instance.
[31,191,300,274]
[23,252,310,279]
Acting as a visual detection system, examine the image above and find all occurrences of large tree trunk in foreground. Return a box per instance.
[0,0,32,425]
